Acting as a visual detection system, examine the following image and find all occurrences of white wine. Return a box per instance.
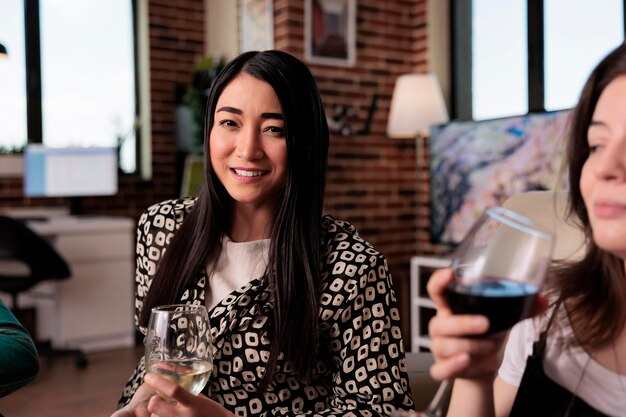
[147,359,212,395]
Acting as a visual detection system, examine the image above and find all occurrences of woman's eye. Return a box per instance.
[264,126,285,136]
[218,119,238,128]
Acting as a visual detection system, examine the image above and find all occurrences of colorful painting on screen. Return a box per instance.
[429,110,571,246]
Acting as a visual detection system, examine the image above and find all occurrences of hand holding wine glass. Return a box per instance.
[145,304,213,398]
[392,207,554,417]
[444,206,553,334]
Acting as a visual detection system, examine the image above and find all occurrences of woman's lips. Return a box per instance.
[594,200,626,218]
[230,167,269,182]
[232,168,267,177]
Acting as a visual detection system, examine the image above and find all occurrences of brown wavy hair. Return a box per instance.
[550,42,626,349]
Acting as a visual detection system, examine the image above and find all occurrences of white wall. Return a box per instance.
[205,0,239,60]
[427,0,451,114]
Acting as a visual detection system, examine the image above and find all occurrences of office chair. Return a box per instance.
[0,215,88,368]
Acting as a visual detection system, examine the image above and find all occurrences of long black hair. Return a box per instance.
[551,41,626,349]
[140,50,329,389]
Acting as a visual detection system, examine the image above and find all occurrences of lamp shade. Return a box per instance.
[387,73,449,139]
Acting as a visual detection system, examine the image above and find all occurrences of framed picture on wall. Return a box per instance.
[239,0,274,53]
[304,0,356,67]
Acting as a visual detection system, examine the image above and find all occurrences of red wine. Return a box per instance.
[445,278,539,335]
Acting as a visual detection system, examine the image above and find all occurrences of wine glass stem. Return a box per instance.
[425,379,452,417]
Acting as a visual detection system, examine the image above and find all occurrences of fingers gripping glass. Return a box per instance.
[145,304,214,397]
[392,207,554,417]
[446,207,554,335]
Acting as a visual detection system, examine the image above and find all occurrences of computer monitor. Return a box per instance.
[24,145,118,212]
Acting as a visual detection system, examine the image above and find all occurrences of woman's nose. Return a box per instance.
[594,139,626,181]
[236,128,264,160]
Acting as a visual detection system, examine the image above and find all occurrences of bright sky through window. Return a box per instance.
[0,0,137,173]
[472,0,623,120]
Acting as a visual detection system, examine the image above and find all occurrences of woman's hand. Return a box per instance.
[427,268,549,382]
[427,269,507,381]
[138,373,237,417]
[111,375,236,417]
[110,382,157,417]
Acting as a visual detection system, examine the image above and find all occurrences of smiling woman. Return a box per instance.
[209,73,288,230]
[113,50,414,417]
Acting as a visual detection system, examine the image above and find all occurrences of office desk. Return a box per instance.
[1,216,136,352]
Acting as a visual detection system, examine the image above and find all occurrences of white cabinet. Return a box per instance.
[3,217,136,353]
[410,256,450,352]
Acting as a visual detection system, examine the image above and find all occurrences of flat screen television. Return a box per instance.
[24,145,118,213]
[428,110,571,246]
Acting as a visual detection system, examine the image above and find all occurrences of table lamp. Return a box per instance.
[386,73,449,140]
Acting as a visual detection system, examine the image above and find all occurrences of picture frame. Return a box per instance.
[239,0,274,53]
[304,0,356,67]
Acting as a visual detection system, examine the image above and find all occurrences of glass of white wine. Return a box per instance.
[145,304,213,397]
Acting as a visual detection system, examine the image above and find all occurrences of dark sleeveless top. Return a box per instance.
[508,305,607,417]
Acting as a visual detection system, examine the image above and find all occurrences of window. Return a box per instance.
[0,0,27,152]
[453,0,625,120]
[544,0,623,111]
[0,0,143,175]
[472,0,527,119]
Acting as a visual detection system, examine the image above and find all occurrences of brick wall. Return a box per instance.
[273,0,448,340]
[0,0,447,344]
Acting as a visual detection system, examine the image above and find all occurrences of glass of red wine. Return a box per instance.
[445,206,554,334]
[391,206,554,417]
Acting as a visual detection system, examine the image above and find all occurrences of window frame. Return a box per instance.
[451,0,626,120]
[22,0,148,177]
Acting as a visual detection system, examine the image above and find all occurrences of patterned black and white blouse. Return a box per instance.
[118,198,414,416]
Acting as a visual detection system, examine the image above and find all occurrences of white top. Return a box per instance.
[499,308,626,416]
[205,236,270,310]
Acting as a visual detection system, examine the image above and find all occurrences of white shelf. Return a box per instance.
[410,256,450,352]
[413,335,432,350]
[415,297,436,309]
